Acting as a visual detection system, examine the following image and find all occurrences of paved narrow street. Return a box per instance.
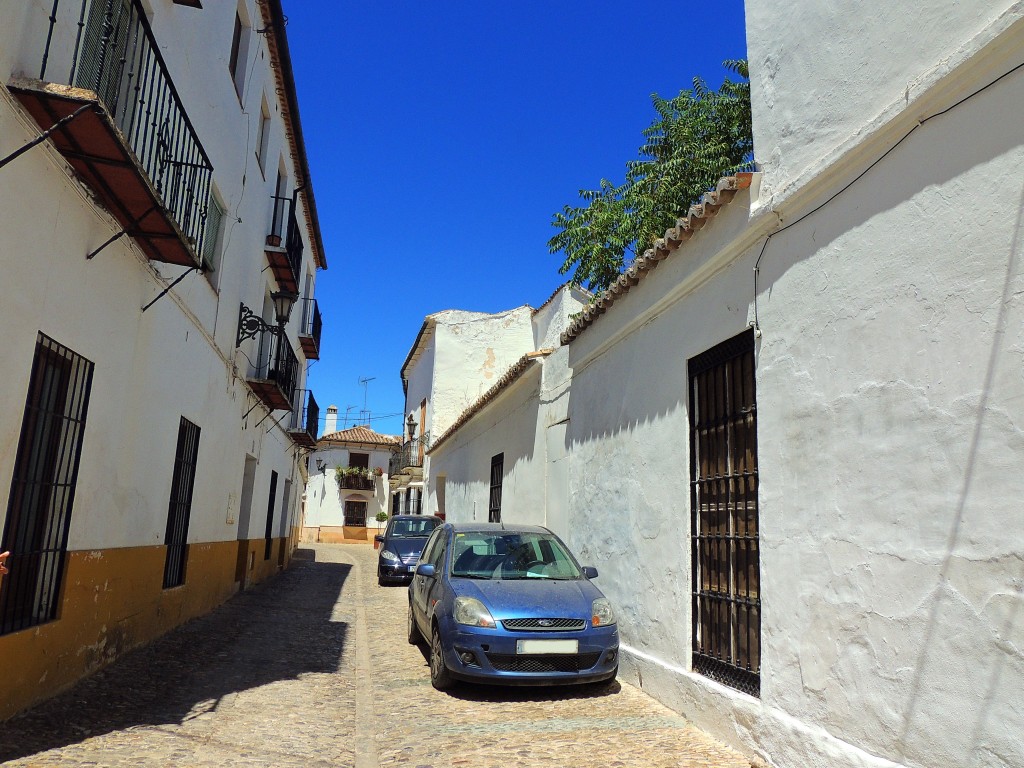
[0,544,749,767]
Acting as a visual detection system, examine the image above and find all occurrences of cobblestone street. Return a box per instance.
[0,544,749,767]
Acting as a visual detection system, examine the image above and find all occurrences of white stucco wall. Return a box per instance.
[745,0,1022,204]
[0,1,318,553]
[428,368,546,527]
[304,444,393,527]
[531,285,590,350]
[431,307,536,435]
[562,45,1024,767]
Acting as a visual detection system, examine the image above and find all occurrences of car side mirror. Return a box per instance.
[374,535,384,543]
[416,563,436,578]
[581,566,598,579]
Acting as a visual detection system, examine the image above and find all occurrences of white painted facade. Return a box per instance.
[0,0,326,714]
[406,287,587,520]
[415,7,1024,768]
[305,423,396,533]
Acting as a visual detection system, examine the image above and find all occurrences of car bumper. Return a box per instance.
[440,623,619,686]
[377,562,419,582]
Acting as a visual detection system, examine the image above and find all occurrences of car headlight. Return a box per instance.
[380,550,400,562]
[454,596,496,628]
[591,598,616,627]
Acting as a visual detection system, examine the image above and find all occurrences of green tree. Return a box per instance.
[549,60,753,291]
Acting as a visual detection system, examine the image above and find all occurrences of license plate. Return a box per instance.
[516,639,578,654]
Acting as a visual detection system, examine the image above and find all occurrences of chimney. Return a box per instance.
[324,405,338,436]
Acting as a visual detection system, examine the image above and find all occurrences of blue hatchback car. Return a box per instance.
[408,522,618,689]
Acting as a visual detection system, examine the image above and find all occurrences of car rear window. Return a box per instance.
[390,518,439,538]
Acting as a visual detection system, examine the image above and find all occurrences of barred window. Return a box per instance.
[263,470,278,561]
[202,193,225,272]
[1,334,94,635]
[164,417,201,588]
[489,453,504,523]
[689,329,760,696]
[345,499,367,527]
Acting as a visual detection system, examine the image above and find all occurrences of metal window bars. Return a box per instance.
[688,329,760,697]
[0,335,95,635]
[38,0,214,256]
[163,416,201,589]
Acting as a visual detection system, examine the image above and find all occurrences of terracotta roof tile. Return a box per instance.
[428,349,554,454]
[560,173,755,344]
[319,425,401,446]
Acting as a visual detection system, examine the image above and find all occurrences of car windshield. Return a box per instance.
[450,531,582,580]
[388,518,439,538]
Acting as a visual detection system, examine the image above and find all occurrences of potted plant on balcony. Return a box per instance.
[335,465,375,490]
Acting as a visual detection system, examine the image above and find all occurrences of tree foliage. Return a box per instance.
[549,60,753,291]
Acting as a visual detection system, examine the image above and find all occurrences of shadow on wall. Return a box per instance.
[0,550,347,762]
[563,63,1024,451]
[896,176,1024,761]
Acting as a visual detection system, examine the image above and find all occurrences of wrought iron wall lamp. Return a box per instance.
[235,290,298,347]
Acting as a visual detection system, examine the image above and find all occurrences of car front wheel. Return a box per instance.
[429,625,454,690]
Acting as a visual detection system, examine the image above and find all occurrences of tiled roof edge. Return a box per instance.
[428,349,554,455]
[532,282,593,316]
[560,173,756,345]
[318,428,401,447]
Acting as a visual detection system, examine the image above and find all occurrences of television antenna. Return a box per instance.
[358,377,376,424]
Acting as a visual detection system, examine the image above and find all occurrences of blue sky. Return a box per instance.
[289,1,748,436]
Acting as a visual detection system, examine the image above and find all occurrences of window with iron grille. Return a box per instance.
[202,193,225,273]
[345,499,367,527]
[264,470,278,561]
[0,334,94,635]
[689,329,760,696]
[164,417,201,589]
[391,492,400,516]
[489,453,504,523]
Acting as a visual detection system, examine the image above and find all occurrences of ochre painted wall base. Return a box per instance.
[0,537,292,721]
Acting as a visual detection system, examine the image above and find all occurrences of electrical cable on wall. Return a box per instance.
[751,58,1024,334]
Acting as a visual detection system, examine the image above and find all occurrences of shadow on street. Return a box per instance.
[0,552,349,762]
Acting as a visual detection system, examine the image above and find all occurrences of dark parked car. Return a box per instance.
[376,515,442,585]
[408,522,618,689]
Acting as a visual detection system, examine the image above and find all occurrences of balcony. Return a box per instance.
[298,298,322,360]
[243,321,299,411]
[265,195,303,294]
[286,389,318,448]
[388,435,430,479]
[336,468,376,491]
[9,0,213,267]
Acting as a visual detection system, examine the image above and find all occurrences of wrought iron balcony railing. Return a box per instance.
[243,323,299,412]
[266,195,304,293]
[297,297,322,359]
[286,389,318,448]
[15,0,214,266]
[389,435,430,475]
[338,473,375,491]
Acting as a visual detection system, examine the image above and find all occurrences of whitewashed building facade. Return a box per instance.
[0,0,326,720]
[420,3,1024,767]
[303,413,398,542]
[397,287,587,520]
